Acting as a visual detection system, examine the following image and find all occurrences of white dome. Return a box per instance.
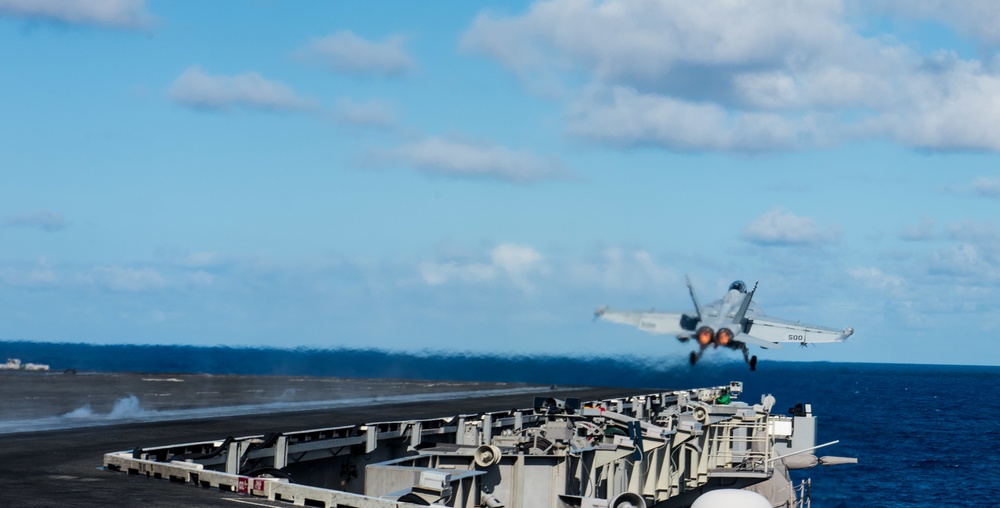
[691,489,772,508]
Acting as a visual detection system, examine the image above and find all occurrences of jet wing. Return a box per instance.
[746,316,854,345]
[594,308,688,336]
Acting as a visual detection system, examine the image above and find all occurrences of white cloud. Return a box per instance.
[2,258,223,292]
[462,0,1000,153]
[378,136,567,183]
[176,252,227,269]
[463,0,851,85]
[0,258,57,288]
[874,1,1000,47]
[0,0,151,29]
[969,177,1000,198]
[733,66,893,111]
[944,221,1000,250]
[567,248,675,294]
[296,31,415,77]
[872,56,1000,150]
[901,217,936,241]
[742,208,841,246]
[922,221,1000,278]
[81,266,167,292]
[568,86,824,152]
[168,66,317,113]
[419,260,494,286]
[929,243,996,277]
[848,267,904,290]
[185,271,214,287]
[333,98,396,129]
[491,243,546,290]
[4,209,67,232]
[419,243,546,291]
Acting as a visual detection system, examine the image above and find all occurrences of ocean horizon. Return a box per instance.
[2,339,994,383]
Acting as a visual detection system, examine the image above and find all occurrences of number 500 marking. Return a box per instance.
[788,334,805,341]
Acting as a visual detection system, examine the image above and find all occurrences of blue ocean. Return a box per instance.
[3,341,998,507]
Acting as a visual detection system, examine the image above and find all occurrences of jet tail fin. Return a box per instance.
[685,275,703,320]
[735,281,758,329]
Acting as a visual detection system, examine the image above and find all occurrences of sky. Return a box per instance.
[2,1,1000,366]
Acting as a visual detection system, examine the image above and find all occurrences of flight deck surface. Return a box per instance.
[0,371,634,507]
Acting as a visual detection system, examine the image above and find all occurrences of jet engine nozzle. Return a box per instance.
[696,326,714,346]
[715,328,734,347]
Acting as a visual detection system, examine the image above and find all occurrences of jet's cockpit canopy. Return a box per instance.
[728,280,748,293]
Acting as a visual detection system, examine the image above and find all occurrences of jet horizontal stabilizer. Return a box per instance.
[736,333,783,350]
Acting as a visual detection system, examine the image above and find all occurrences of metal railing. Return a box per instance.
[794,478,812,508]
[705,415,771,474]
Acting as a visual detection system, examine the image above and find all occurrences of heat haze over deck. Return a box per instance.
[2,1,999,366]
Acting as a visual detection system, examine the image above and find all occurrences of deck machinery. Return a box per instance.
[104,382,826,507]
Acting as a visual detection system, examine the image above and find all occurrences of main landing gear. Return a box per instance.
[740,344,758,371]
[689,347,708,366]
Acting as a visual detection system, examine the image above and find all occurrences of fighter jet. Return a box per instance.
[594,277,853,370]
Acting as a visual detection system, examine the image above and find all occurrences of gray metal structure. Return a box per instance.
[104,381,851,507]
[595,278,854,370]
